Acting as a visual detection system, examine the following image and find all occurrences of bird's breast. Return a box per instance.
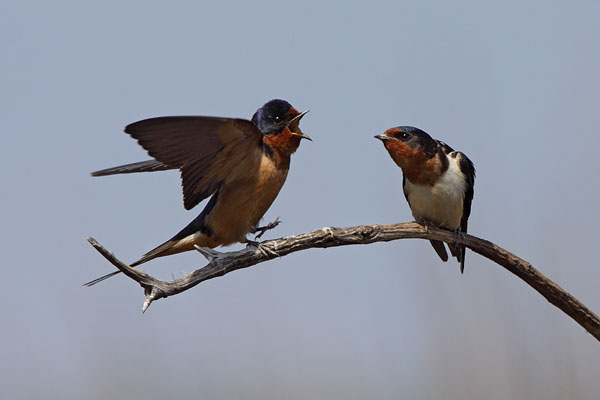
[204,152,289,245]
[404,154,467,229]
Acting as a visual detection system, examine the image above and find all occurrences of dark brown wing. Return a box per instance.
[125,116,261,210]
[91,159,174,176]
[458,152,475,273]
[436,139,454,154]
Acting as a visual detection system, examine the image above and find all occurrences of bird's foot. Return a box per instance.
[418,219,431,232]
[251,217,281,240]
[194,246,221,262]
[246,240,280,258]
[453,228,466,245]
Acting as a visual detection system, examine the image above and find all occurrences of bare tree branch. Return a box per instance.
[87,222,600,341]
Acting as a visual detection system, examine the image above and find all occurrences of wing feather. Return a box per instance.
[458,152,476,272]
[124,116,261,210]
[91,159,174,176]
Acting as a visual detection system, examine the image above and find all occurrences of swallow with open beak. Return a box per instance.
[85,99,310,286]
[375,126,475,273]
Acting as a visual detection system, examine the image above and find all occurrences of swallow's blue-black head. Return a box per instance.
[375,126,437,157]
[375,126,451,185]
[252,99,310,140]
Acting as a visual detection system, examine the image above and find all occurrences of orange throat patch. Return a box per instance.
[384,141,443,186]
[262,128,302,168]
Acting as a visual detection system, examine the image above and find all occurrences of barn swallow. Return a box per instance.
[375,126,475,273]
[85,99,310,286]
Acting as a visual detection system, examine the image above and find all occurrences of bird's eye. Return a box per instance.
[273,115,282,123]
[398,132,410,140]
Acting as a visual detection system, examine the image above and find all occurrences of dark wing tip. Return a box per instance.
[90,160,175,177]
[124,116,179,134]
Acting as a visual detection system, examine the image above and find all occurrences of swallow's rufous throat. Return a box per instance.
[375,126,475,273]
[85,99,310,286]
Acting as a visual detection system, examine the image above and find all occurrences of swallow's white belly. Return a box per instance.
[404,155,466,229]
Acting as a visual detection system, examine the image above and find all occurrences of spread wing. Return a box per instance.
[124,116,261,210]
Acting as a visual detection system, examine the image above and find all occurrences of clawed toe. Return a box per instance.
[251,217,282,239]
[453,228,466,244]
[418,219,431,232]
[246,240,280,258]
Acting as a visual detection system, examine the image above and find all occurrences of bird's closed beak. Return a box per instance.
[374,134,390,141]
[288,110,312,141]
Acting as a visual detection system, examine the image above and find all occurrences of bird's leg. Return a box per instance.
[250,217,281,240]
[453,228,466,245]
[245,239,280,258]
[418,219,431,233]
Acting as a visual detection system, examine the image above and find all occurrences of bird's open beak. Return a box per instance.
[288,110,312,141]
[374,134,390,141]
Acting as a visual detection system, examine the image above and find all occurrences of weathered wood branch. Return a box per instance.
[87,222,600,341]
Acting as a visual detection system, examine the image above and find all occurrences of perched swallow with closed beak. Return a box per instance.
[85,99,310,286]
[375,126,475,273]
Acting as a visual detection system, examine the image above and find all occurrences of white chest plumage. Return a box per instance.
[404,153,467,229]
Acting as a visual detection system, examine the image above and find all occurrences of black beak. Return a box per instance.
[374,135,389,141]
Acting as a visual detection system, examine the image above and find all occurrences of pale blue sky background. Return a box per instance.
[2,1,600,399]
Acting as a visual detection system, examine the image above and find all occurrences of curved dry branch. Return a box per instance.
[87,222,600,341]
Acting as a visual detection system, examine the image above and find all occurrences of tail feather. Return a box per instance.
[429,240,448,262]
[83,240,179,287]
[83,271,121,286]
[129,239,185,267]
[91,159,175,176]
[84,235,202,286]
[84,205,215,286]
[448,243,466,274]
